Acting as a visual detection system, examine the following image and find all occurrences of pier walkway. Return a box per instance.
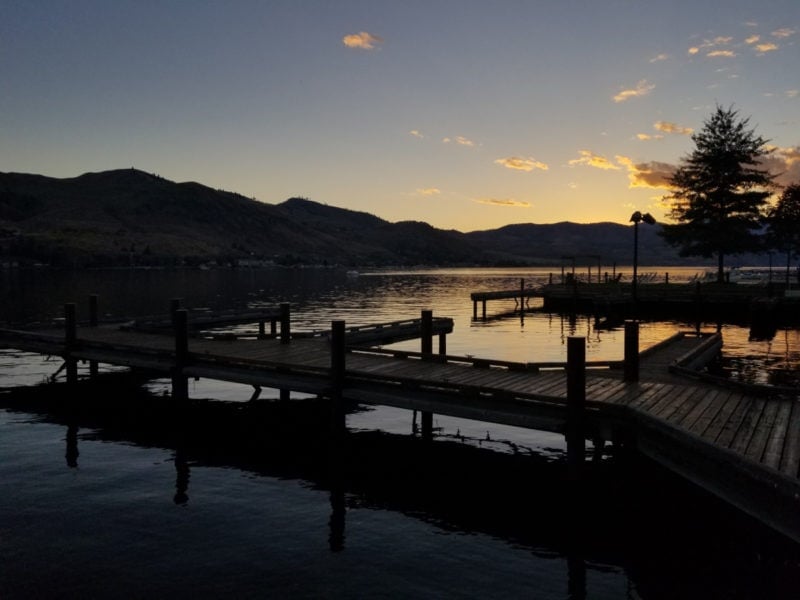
[1,311,799,544]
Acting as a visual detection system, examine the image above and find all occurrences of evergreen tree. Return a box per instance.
[660,105,775,282]
[766,183,800,286]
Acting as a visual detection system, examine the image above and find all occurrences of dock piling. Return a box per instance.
[88,294,99,378]
[566,336,586,475]
[172,308,189,400]
[420,310,434,440]
[280,303,291,344]
[623,320,639,382]
[330,320,346,434]
[64,303,78,385]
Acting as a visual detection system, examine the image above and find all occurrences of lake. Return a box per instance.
[1,266,799,598]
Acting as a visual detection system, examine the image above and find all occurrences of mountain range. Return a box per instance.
[1,168,693,268]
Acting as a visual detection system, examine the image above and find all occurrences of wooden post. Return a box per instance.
[549,272,553,285]
[258,321,266,339]
[420,310,433,356]
[438,332,447,356]
[280,302,291,344]
[170,298,182,322]
[482,300,487,320]
[473,300,477,320]
[64,303,78,385]
[623,320,639,382]
[330,320,346,434]
[665,272,669,284]
[520,278,525,313]
[270,319,277,337]
[421,310,434,440]
[88,294,99,378]
[172,308,189,400]
[566,336,586,474]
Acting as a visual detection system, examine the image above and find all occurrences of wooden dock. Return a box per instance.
[1,305,800,544]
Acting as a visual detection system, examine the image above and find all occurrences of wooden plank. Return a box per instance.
[713,394,754,448]
[745,398,782,464]
[652,385,697,419]
[680,389,727,433]
[779,400,800,477]
[628,383,664,412]
[703,392,746,443]
[728,398,767,456]
[762,399,794,471]
[688,389,733,436]
[666,386,713,427]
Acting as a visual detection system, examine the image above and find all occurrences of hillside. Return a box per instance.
[0,168,692,268]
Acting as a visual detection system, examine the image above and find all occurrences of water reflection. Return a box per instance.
[65,423,79,468]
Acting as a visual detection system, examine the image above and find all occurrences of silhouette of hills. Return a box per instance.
[0,168,686,267]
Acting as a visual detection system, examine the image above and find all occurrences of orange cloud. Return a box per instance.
[707,50,736,57]
[616,156,677,189]
[613,79,655,103]
[416,188,441,196]
[569,150,620,170]
[649,53,669,63]
[476,198,532,208]
[745,35,761,45]
[409,130,424,139]
[755,43,778,53]
[494,156,548,171]
[342,31,383,50]
[762,146,800,186]
[654,121,694,135]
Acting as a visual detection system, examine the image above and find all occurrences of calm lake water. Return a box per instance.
[1,267,799,598]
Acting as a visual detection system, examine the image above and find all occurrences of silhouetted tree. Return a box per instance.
[766,183,800,285]
[660,105,775,282]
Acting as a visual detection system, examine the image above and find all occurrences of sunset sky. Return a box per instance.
[2,1,799,231]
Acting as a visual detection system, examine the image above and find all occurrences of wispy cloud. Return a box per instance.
[690,35,735,56]
[613,79,655,103]
[637,133,664,141]
[745,34,761,45]
[416,187,441,196]
[616,156,676,189]
[772,28,796,38]
[569,150,620,170]
[787,90,800,98]
[654,121,694,135]
[443,135,477,147]
[707,50,736,57]
[342,31,383,50]
[494,156,548,171]
[649,53,670,63]
[475,198,532,208]
[409,130,424,139]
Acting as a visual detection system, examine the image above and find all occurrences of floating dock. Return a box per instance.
[1,301,799,544]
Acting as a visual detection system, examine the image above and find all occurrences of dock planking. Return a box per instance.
[2,309,800,543]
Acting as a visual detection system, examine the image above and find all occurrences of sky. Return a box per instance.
[2,0,799,232]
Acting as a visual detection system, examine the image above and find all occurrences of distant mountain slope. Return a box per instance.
[0,168,695,267]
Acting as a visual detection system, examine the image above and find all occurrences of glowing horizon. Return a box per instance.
[1,1,798,232]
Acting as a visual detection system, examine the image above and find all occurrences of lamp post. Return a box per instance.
[630,211,656,302]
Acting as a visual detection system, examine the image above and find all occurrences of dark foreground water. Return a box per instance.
[1,267,799,598]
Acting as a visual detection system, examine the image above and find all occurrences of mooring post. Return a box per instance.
[623,320,639,382]
[280,302,291,344]
[88,294,99,378]
[438,332,447,356]
[566,336,586,477]
[330,320,346,434]
[473,300,478,320]
[64,303,78,385]
[420,310,434,440]
[520,278,525,313]
[172,308,189,400]
[258,321,266,339]
[170,298,182,321]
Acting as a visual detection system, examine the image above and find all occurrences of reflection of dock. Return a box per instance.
[2,302,800,544]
